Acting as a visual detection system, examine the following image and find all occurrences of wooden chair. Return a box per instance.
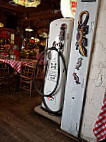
[19,64,35,98]
[36,64,44,80]
[0,62,10,90]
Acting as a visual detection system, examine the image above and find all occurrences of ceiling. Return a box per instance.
[0,0,60,15]
[0,0,62,35]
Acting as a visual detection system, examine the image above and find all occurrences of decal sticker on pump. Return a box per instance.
[51,62,57,70]
[47,60,58,82]
[46,91,55,101]
[47,70,58,82]
[53,23,67,52]
[48,96,55,101]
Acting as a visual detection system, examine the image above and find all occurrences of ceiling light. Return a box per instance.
[25,27,33,32]
[12,0,41,7]
[31,37,35,40]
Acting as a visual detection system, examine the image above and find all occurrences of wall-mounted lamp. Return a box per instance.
[0,22,4,27]
[25,27,33,32]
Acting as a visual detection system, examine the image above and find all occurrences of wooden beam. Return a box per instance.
[0,27,15,33]
[0,2,26,13]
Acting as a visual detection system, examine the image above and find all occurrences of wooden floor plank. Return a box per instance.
[0,87,78,142]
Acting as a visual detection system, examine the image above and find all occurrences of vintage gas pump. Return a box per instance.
[34,18,74,115]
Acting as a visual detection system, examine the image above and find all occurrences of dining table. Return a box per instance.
[0,58,43,73]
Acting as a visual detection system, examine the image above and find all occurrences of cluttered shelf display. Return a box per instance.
[0,38,45,61]
[0,28,15,59]
[0,27,47,63]
[0,37,6,57]
[20,36,46,60]
[0,39,11,59]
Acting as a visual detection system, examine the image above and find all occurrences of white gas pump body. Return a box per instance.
[41,18,74,113]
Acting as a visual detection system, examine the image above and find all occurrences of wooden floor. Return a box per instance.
[0,86,78,142]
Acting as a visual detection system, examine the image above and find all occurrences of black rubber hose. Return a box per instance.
[41,49,67,115]
[34,47,60,97]
[58,51,67,77]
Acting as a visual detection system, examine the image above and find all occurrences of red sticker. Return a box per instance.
[48,96,55,101]
[71,0,77,16]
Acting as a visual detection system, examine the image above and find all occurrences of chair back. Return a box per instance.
[0,62,10,78]
[20,64,35,79]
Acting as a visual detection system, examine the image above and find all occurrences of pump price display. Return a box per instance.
[47,70,58,82]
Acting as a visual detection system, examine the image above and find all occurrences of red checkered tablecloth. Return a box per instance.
[0,59,34,73]
[93,97,106,141]
[0,53,9,58]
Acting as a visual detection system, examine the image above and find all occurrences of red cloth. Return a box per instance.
[93,97,106,141]
[0,53,9,58]
[13,49,20,58]
[15,37,22,46]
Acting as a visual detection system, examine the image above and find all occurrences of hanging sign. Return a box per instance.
[61,0,77,18]
[71,0,77,17]
[12,0,40,7]
[13,0,25,6]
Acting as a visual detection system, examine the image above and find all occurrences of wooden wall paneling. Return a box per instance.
[17,10,62,36]
[0,12,7,27]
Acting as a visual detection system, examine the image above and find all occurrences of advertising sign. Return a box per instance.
[71,0,77,17]
[61,0,77,18]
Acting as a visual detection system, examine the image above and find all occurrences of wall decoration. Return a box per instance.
[75,58,83,70]
[73,72,80,84]
[76,10,89,57]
